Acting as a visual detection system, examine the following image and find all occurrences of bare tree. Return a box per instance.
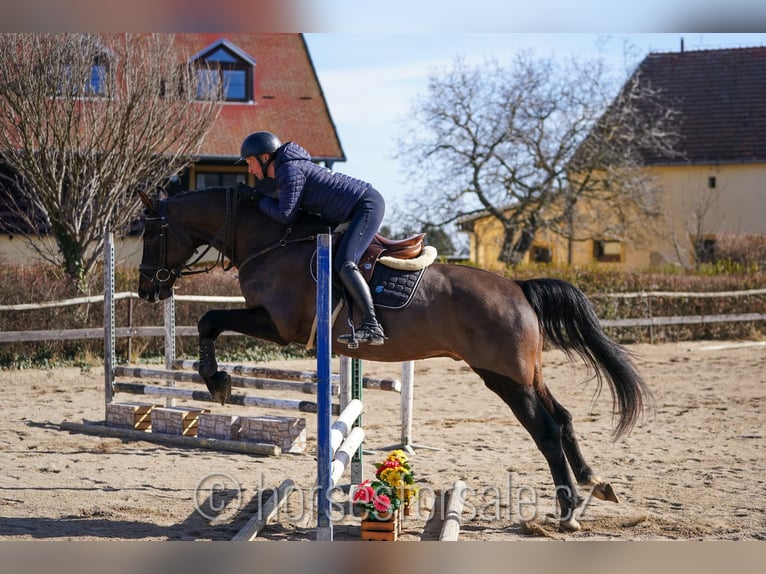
[667,182,722,270]
[398,52,681,267]
[0,33,223,289]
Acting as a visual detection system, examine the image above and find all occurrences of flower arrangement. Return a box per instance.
[353,450,418,521]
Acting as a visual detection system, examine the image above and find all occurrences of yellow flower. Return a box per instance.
[380,467,405,489]
[387,450,409,465]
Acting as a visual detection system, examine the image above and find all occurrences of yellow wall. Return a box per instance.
[0,235,221,269]
[462,161,766,271]
[640,163,766,267]
[0,235,145,268]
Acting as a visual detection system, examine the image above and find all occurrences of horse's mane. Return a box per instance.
[166,186,337,236]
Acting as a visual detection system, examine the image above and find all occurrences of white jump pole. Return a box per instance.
[440,480,468,541]
[330,399,364,454]
[331,426,365,487]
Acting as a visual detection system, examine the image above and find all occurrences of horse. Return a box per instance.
[136,185,652,531]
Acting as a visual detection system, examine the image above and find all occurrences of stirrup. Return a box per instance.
[337,323,386,348]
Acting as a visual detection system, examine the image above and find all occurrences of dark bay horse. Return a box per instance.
[136,186,651,531]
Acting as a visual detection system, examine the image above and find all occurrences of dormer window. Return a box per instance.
[190,40,255,102]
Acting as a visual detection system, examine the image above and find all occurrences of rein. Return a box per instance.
[179,186,238,276]
[141,186,318,285]
[237,226,317,274]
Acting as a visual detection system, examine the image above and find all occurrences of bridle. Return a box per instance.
[139,187,239,287]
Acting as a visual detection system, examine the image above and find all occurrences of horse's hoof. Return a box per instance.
[591,482,619,503]
[580,476,620,503]
[205,371,231,406]
[559,517,581,532]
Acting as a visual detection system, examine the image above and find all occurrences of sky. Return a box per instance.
[2,1,764,211]
[303,33,766,208]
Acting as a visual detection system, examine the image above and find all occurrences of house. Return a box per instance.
[170,34,344,190]
[459,45,766,271]
[0,33,345,265]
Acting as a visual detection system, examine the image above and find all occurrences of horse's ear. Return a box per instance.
[137,190,155,211]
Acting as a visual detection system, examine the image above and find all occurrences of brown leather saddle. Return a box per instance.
[357,232,425,282]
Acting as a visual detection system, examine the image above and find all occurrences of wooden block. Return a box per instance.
[239,415,307,453]
[106,402,155,432]
[151,406,209,437]
[360,530,397,541]
[198,413,241,440]
[360,514,399,541]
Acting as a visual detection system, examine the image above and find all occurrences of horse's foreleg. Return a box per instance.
[197,307,288,405]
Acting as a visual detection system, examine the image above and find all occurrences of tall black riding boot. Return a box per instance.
[337,261,386,347]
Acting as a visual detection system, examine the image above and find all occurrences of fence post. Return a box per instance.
[127,298,133,364]
[400,360,414,452]
[164,296,176,407]
[103,230,115,412]
[339,355,352,411]
[350,357,363,485]
[645,292,654,344]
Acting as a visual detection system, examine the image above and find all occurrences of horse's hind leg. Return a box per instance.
[197,307,288,405]
[536,384,619,503]
[474,368,583,531]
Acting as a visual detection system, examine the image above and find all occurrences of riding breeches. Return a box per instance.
[333,187,385,273]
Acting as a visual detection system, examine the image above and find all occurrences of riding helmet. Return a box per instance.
[237,131,282,163]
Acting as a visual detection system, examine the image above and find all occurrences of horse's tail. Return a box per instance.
[518,278,652,440]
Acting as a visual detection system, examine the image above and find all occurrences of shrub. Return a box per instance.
[0,264,310,368]
[0,261,763,367]
[506,264,765,343]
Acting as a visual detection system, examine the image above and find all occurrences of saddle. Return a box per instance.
[357,232,425,282]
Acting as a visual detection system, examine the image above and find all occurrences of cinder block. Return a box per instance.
[106,401,154,431]
[198,413,241,440]
[151,406,209,437]
[239,415,307,453]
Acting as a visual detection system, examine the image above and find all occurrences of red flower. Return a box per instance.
[353,480,375,504]
[372,493,391,513]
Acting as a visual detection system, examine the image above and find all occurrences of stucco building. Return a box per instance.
[459,45,766,271]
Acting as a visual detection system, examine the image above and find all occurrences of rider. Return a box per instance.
[238,131,387,346]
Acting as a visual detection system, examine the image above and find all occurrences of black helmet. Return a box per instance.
[238,131,282,164]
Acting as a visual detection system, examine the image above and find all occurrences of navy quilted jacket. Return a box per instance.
[258,142,372,225]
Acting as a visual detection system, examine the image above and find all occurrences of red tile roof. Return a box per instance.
[172,33,345,163]
[636,46,766,164]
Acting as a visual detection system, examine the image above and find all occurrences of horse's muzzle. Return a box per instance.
[138,284,173,303]
[138,275,172,302]
[138,265,176,302]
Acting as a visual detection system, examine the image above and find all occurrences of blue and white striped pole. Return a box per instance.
[315,232,333,541]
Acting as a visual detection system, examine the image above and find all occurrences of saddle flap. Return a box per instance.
[359,233,426,282]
